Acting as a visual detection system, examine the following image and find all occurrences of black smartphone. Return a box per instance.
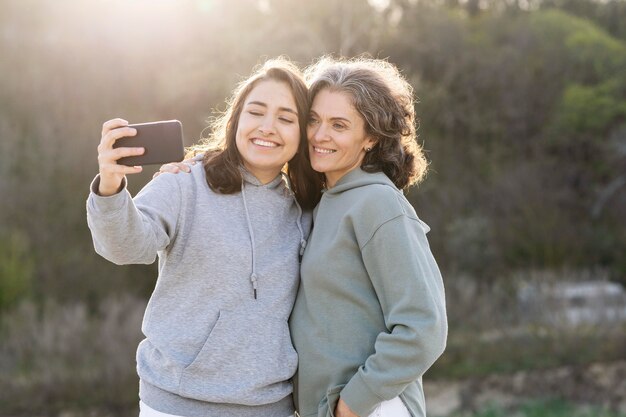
[113,120,185,166]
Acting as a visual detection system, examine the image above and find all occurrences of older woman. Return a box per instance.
[289,57,447,417]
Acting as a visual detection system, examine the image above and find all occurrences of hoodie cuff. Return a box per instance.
[88,175,129,214]
[340,372,382,417]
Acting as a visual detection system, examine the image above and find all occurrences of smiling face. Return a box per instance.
[307,88,376,188]
[235,79,301,183]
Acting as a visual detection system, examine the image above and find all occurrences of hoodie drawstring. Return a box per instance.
[241,182,258,299]
[241,174,308,300]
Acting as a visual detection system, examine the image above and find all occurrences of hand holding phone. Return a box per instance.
[97,119,185,196]
[113,120,184,166]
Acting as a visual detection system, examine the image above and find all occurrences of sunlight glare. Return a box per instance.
[368,0,390,12]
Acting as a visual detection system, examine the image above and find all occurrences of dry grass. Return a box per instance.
[1,269,625,415]
[430,269,626,379]
[0,295,146,415]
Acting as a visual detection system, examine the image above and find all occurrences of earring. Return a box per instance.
[365,147,372,152]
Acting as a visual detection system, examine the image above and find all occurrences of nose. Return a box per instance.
[258,116,276,136]
[309,122,328,143]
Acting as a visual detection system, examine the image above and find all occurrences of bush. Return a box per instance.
[0,230,34,312]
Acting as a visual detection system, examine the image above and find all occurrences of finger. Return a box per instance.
[157,163,179,173]
[101,126,137,148]
[101,163,143,176]
[102,118,129,136]
[152,165,179,178]
[98,147,144,164]
[174,162,191,172]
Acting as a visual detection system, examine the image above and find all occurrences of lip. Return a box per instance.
[251,137,280,148]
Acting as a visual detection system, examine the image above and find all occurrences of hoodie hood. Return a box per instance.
[240,165,286,190]
[320,167,431,235]
[325,168,395,196]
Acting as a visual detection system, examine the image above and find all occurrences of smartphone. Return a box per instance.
[113,120,185,166]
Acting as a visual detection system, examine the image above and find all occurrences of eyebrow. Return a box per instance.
[309,110,351,125]
[246,101,298,116]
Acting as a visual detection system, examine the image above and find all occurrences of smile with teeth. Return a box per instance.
[251,138,279,148]
[313,146,336,154]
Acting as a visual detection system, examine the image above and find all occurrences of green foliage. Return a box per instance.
[540,0,626,42]
[0,230,34,311]
[393,6,626,278]
[555,79,626,134]
[454,400,626,417]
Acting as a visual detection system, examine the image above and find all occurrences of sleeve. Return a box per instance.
[85,173,182,265]
[340,215,448,416]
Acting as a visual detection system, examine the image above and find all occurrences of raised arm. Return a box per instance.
[86,119,182,265]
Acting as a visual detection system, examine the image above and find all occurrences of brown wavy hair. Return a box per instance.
[305,56,428,190]
[188,58,322,209]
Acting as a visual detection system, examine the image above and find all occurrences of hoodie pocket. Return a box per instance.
[318,385,345,417]
[178,309,297,405]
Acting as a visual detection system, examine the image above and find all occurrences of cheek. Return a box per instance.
[286,126,301,150]
[236,115,251,136]
[234,126,247,155]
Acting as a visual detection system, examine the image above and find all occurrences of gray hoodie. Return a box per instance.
[86,163,311,417]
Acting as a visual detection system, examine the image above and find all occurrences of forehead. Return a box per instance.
[245,79,297,109]
[310,88,359,119]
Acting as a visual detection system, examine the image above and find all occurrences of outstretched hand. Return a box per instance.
[97,118,145,196]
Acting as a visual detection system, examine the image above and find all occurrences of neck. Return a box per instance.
[243,164,281,184]
[324,170,351,189]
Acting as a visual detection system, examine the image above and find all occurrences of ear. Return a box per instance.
[364,136,377,152]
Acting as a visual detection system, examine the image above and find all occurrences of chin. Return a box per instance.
[310,162,326,173]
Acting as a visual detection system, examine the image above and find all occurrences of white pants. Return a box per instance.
[367,397,411,417]
[140,402,181,417]
[139,400,294,417]
[140,398,408,417]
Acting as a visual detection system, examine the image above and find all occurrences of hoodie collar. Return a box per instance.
[324,167,395,196]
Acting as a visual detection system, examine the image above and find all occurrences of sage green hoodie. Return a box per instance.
[289,168,447,417]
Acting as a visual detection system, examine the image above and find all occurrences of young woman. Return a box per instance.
[289,57,447,417]
[86,58,322,417]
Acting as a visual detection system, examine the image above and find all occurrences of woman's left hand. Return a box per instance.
[334,398,359,417]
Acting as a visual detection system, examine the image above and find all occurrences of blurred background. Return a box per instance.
[1,0,625,416]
